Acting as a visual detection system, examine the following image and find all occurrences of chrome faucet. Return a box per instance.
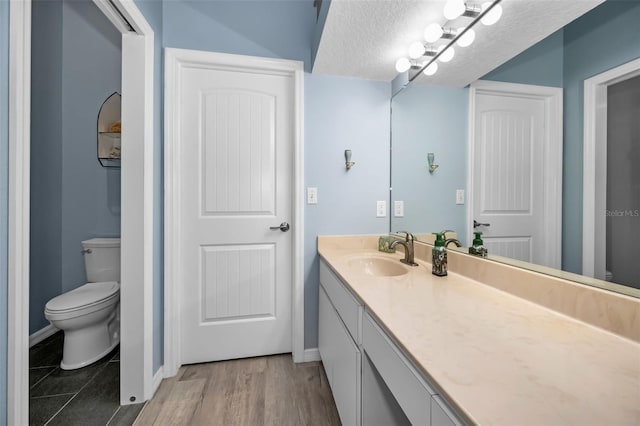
[444,238,462,248]
[440,229,462,247]
[390,231,419,266]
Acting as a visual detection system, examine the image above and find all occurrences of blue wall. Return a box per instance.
[1,1,9,421]
[30,0,64,334]
[163,1,315,70]
[133,0,165,375]
[391,84,468,242]
[304,74,390,346]
[483,28,564,88]
[30,0,122,333]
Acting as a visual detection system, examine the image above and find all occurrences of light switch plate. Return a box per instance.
[376,200,387,217]
[456,189,465,205]
[394,200,404,217]
[307,187,318,204]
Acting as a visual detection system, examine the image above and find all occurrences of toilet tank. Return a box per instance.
[82,238,121,282]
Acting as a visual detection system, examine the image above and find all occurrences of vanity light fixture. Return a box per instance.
[456,27,476,47]
[427,153,439,174]
[424,23,444,43]
[437,45,455,62]
[395,57,412,73]
[443,0,466,20]
[481,1,502,25]
[345,149,355,170]
[394,0,503,82]
[408,41,426,59]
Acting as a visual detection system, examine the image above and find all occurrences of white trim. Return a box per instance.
[7,1,155,420]
[29,324,58,348]
[151,366,164,397]
[164,48,305,376]
[582,58,640,279]
[292,58,305,364]
[91,0,134,35]
[468,80,563,269]
[8,2,31,424]
[107,0,156,405]
[303,348,321,362]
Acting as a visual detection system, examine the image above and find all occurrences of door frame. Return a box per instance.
[8,1,154,422]
[163,48,305,377]
[467,80,563,269]
[582,57,640,279]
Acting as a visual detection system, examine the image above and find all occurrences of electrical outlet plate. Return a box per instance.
[307,187,318,204]
[394,200,404,217]
[456,189,465,205]
[376,200,387,217]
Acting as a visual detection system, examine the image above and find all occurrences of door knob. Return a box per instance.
[473,220,490,228]
[269,222,290,232]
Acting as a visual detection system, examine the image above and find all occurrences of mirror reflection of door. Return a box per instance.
[606,75,640,289]
[469,81,562,269]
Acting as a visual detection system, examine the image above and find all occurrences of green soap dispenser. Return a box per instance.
[469,232,488,257]
[432,233,448,277]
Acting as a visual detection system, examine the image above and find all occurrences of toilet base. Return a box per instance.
[61,338,119,370]
[56,304,120,370]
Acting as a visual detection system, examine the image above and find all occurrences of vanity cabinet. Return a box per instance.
[319,261,362,426]
[318,259,463,426]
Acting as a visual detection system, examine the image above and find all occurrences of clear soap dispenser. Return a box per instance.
[432,233,448,277]
[469,232,488,257]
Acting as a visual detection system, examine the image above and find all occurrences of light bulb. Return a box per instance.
[424,23,444,43]
[456,27,475,47]
[395,57,411,73]
[443,0,465,20]
[423,62,438,76]
[438,45,455,62]
[408,42,426,59]
[481,2,502,25]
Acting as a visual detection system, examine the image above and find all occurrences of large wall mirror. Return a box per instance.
[390,0,640,297]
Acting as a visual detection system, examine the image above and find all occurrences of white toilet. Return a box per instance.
[45,238,121,370]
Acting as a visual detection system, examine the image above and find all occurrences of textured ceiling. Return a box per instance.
[313,0,605,86]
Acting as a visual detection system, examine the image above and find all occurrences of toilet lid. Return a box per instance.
[46,282,120,312]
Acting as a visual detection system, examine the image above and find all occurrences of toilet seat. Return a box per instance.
[45,282,120,315]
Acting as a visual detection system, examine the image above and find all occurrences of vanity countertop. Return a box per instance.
[318,236,640,425]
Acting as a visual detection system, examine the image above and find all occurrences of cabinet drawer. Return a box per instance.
[320,260,362,343]
[319,287,362,426]
[363,311,435,425]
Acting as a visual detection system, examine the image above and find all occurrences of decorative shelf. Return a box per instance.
[97,92,121,168]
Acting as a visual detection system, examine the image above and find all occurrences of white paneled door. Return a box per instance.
[470,82,562,267]
[177,54,294,364]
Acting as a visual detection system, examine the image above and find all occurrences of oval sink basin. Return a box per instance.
[346,256,409,277]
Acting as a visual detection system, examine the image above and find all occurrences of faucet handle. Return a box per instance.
[394,231,413,242]
[441,229,455,239]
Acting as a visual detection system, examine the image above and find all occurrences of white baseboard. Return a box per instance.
[303,348,321,362]
[29,324,59,348]
[151,366,164,397]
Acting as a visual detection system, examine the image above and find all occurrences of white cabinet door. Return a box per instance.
[175,51,295,364]
[319,286,361,426]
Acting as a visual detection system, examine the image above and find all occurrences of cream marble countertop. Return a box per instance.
[318,236,640,425]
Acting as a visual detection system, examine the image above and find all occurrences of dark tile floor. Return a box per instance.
[29,332,144,426]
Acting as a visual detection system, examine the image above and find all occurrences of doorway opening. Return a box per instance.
[8,1,155,423]
[582,58,640,285]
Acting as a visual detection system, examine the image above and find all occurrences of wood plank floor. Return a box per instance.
[134,354,341,426]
